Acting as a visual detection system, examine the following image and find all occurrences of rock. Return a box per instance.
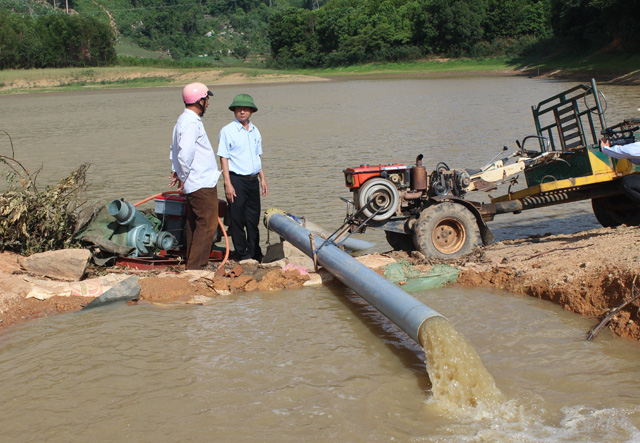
[18,249,91,281]
[212,277,231,291]
[244,280,259,292]
[186,295,214,305]
[238,258,259,265]
[259,259,288,269]
[0,252,21,274]
[303,269,334,287]
[228,275,253,291]
[356,253,396,269]
[24,274,130,300]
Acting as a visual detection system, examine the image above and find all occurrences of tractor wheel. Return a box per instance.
[356,177,400,221]
[592,195,640,227]
[385,231,415,252]
[413,202,481,259]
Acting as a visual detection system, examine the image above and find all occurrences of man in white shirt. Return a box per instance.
[170,82,221,269]
[218,94,267,262]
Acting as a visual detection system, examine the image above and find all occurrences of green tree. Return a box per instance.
[428,0,488,56]
[484,0,550,41]
[33,14,115,68]
[551,0,639,51]
[268,7,319,66]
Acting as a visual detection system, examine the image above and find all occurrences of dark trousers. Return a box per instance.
[622,175,640,205]
[185,187,218,270]
[228,173,262,261]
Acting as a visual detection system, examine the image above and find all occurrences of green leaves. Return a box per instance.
[268,0,555,67]
[0,9,116,69]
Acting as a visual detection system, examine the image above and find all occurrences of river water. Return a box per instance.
[2,76,640,441]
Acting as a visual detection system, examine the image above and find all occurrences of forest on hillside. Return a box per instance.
[268,0,640,67]
[1,0,638,69]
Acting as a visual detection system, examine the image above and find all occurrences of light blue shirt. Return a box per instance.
[602,141,640,165]
[217,119,263,175]
[170,109,221,194]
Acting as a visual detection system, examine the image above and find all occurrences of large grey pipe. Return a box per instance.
[265,210,445,344]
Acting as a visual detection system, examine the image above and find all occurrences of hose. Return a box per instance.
[217,216,230,269]
[133,191,182,207]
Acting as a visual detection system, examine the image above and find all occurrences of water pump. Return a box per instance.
[108,199,177,257]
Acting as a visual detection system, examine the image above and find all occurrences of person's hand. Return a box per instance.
[261,180,268,197]
[169,171,184,191]
[169,171,179,187]
[224,182,236,203]
[600,137,610,148]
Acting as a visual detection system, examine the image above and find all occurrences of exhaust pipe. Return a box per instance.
[264,209,445,344]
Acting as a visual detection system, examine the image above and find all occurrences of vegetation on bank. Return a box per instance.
[0,9,116,69]
[268,0,639,68]
[1,0,639,71]
[0,132,89,255]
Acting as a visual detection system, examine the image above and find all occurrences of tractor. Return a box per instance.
[342,79,640,259]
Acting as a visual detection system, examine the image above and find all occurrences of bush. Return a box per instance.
[0,132,89,255]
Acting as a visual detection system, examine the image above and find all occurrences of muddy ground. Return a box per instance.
[1,225,639,341]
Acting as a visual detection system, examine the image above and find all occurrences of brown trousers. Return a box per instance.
[185,187,218,270]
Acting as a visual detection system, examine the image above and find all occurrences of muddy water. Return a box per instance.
[2,286,640,441]
[420,316,502,411]
[2,77,640,441]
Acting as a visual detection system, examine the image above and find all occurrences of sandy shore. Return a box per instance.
[0,68,331,95]
[1,224,639,341]
[2,64,638,96]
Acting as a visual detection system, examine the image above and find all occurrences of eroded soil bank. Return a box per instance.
[454,225,640,340]
[1,225,639,341]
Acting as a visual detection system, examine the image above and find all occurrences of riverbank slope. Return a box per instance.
[2,56,639,96]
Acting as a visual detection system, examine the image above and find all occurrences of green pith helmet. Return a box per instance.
[229,93,258,112]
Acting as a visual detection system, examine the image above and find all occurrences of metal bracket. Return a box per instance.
[311,197,383,259]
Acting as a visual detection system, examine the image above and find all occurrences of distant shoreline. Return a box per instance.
[1,63,638,95]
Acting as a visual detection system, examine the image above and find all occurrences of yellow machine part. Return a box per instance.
[491,149,640,203]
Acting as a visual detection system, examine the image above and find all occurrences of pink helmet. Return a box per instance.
[182,82,212,105]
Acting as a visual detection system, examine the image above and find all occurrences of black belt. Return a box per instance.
[230,171,259,181]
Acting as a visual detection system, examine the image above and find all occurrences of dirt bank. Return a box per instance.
[0,68,329,95]
[3,64,638,96]
[1,225,639,340]
[454,225,640,340]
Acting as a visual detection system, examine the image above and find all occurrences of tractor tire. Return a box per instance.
[356,177,400,221]
[385,231,415,252]
[413,202,481,259]
[592,195,640,227]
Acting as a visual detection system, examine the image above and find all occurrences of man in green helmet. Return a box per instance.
[218,93,267,262]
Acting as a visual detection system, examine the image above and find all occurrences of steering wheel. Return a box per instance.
[584,89,608,116]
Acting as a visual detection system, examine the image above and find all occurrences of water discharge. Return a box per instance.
[420,316,503,411]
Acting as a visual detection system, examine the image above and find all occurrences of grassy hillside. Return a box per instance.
[67,0,283,61]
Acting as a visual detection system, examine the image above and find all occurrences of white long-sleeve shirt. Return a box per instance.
[170,109,221,194]
[601,141,640,165]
